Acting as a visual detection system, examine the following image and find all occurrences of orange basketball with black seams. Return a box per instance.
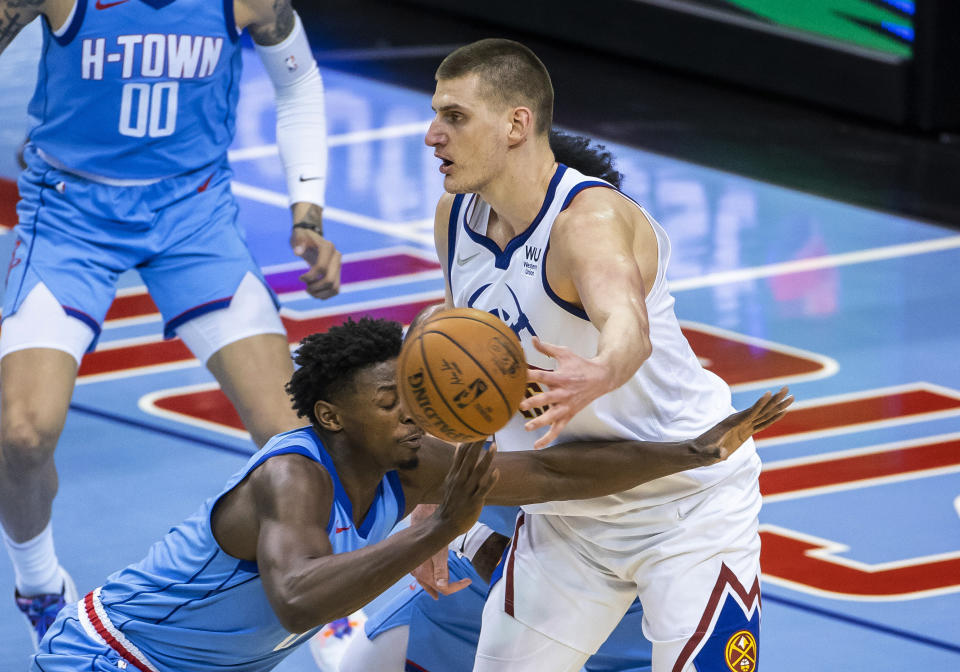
[399,307,527,442]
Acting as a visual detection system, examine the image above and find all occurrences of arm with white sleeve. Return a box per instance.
[238,0,342,299]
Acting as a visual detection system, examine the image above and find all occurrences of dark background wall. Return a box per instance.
[399,0,960,131]
[297,0,960,228]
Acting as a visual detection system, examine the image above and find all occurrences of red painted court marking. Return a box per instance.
[682,324,831,387]
[761,436,960,499]
[755,386,960,442]
[759,433,960,599]
[104,252,440,322]
[760,525,960,600]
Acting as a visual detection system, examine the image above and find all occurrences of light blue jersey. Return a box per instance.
[28,0,242,180]
[33,426,406,672]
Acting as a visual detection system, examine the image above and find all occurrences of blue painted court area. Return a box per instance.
[1,39,958,671]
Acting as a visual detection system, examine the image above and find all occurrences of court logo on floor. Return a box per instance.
[724,630,757,672]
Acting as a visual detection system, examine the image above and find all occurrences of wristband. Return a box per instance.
[450,522,495,561]
[293,222,324,236]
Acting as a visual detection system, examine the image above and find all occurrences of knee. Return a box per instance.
[0,420,58,475]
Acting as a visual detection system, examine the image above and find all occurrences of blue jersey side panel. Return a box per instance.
[95,426,404,672]
[28,0,242,179]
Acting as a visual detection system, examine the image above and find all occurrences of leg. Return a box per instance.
[634,460,762,672]
[474,580,589,672]
[173,273,301,447]
[206,333,301,447]
[338,623,408,672]
[585,599,652,672]
[0,280,99,646]
[473,513,634,671]
[0,348,76,544]
[0,347,81,649]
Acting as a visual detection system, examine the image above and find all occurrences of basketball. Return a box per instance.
[399,307,527,442]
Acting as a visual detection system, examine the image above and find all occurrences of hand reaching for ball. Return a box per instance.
[430,440,500,539]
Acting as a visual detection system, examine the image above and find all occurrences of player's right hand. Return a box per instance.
[431,440,499,541]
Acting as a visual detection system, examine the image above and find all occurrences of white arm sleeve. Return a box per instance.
[254,12,327,208]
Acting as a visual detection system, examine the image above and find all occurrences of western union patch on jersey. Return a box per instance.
[724,630,757,672]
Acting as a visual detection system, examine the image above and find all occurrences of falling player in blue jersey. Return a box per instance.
[29,317,790,672]
[335,133,655,672]
[0,0,339,649]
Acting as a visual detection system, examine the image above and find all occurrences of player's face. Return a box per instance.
[338,359,423,470]
[425,74,510,194]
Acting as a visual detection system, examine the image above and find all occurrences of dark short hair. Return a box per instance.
[286,317,403,423]
[549,130,623,189]
[437,38,554,136]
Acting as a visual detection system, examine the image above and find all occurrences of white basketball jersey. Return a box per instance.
[447,164,756,514]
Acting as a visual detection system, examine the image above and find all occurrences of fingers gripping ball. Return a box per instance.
[399,308,527,442]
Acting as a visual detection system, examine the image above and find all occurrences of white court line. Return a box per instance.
[233,176,960,283]
[230,181,434,245]
[955,494,960,520]
[669,235,960,292]
[228,120,432,162]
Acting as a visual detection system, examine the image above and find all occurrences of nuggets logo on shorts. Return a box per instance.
[724,630,757,672]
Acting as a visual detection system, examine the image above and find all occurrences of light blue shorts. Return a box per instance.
[4,144,277,350]
[31,606,125,672]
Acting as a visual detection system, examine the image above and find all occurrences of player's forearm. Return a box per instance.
[592,300,651,390]
[265,518,456,633]
[487,437,705,506]
[291,202,323,230]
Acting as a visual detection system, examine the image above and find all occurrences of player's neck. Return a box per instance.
[322,439,388,523]
[481,149,557,240]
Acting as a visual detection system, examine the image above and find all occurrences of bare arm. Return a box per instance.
[521,189,656,447]
[0,0,45,54]
[403,388,792,508]
[236,0,295,45]
[248,444,496,633]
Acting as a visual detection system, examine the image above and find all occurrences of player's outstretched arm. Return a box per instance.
[487,387,792,506]
[405,388,792,507]
[245,443,497,633]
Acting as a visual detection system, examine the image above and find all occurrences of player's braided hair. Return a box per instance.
[286,317,403,423]
[549,130,623,189]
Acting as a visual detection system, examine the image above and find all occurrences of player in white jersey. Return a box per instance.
[0,0,337,649]
[425,39,783,671]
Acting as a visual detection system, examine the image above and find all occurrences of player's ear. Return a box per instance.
[507,106,533,147]
[313,400,342,432]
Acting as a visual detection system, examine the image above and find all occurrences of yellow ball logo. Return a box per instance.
[724,630,757,672]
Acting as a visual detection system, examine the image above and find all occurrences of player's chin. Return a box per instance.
[396,455,420,471]
[442,174,471,194]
